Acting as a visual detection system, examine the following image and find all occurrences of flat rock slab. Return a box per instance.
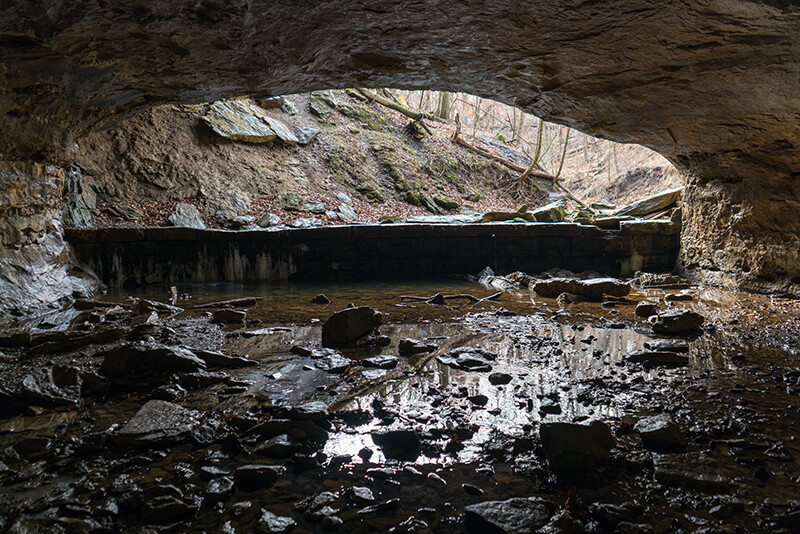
[189,348,256,368]
[653,452,729,491]
[362,355,398,369]
[464,497,553,534]
[635,414,687,450]
[100,343,206,376]
[539,421,615,471]
[626,350,689,367]
[398,338,438,356]
[202,100,299,144]
[437,347,497,372]
[257,509,297,533]
[116,400,201,445]
[612,187,683,217]
[651,308,704,334]
[534,277,630,299]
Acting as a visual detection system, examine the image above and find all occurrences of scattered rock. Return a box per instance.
[643,339,689,352]
[287,401,329,420]
[281,191,325,213]
[634,414,687,450]
[311,294,330,305]
[189,348,256,368]
[258,212,281,227]
[20,368,81,407]
[626,350,689,367]
[437,347,497,372]
[234,465,285,486]
[256,510,297,533]
[371,428,421,460]
[167,202,205,228]
[531,199,567,222]
[464,497,553,534]
[534,278,630,299]
[203,99,297,144]
[100,343,206,376]
[635,301,658,317]
[651,308,704,334]
[538,510,584,534]
[398,338,437,356]
[256,434,298,457]
[337,203,357,222]
[289,217,322,228]
[611,187,683,217]
[539,421,615,471]
[205,477,235,504]
[362,355,398,369]
[105,203,143,221]
[294,126,319,145]
[309,90,338,118]
[116,400,201,445]
[489,372,513,385]
[321,306,383,346]
[313,351,351,374]
[434,196,459,210]
[212,309,247,324]
[653,452,729,490]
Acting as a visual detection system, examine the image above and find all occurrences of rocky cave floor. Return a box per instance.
[0,274,799,533]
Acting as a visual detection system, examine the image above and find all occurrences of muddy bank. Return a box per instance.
[0,276,799,533]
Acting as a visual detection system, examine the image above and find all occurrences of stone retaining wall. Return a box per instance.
[66,221,679,287]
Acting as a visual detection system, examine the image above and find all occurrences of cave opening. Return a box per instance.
[2,0,800,530]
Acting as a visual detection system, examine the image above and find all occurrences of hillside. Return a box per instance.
[72,90,679,228]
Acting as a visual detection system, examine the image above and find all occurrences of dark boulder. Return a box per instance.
[321,306,382,346]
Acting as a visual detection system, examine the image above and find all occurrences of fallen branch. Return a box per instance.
[398,293,501,304]
[452,132,556,181]
[357,88,435,134]
[193,297,258,309]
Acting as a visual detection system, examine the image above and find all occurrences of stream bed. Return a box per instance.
[0,278,799,533]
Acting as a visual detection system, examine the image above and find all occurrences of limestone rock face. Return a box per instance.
[2,0,800,297]
[0,162,98,311]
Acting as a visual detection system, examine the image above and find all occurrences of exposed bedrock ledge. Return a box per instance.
[680,160,800,296]
[0,162,97,313]
[66,222,679,287]
[2,0,800,297]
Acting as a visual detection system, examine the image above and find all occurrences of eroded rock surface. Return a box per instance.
[1,0,800,301]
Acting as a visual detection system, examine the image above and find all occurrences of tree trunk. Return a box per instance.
[435,91,452,121]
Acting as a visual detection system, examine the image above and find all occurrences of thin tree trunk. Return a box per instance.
[435,91,452,121]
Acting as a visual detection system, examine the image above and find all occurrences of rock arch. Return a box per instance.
[2,0,800,306]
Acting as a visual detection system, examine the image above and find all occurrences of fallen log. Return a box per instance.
[452,132,556,181]
[398,293,502,304]
[357,88,435,134]
[193,297,258,309]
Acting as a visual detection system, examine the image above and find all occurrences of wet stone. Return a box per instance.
[371,428,421,460]
[634,414,687,450]
[234,465,285,486]
[142,495,196,523]
[538,510,584,534]
[115,400,201,446]
[321,306,383,346]
[189,348,256,368]
[256,509,297,533]
[437,347,497,372]
[651,308,704,334]
[643,339,689,352]
[539,398,562,415]
[489,372,513,385]
[314,351,351,374]
[345,486,375,503]
[287,401,329,420]
[212,308,246,324]
[626,350,688,367]
[205,477,234,504]
[21,368,80,407]
[464,497,553,534]
[635,301,658,317]
[100,342,206,376]
[362,355,398,369]
[398,338,437,356]
[653,452,729,490]
[468,394,489,407]
[311,294,330,304]
[256,434,298,458]
[539,421,615,471]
